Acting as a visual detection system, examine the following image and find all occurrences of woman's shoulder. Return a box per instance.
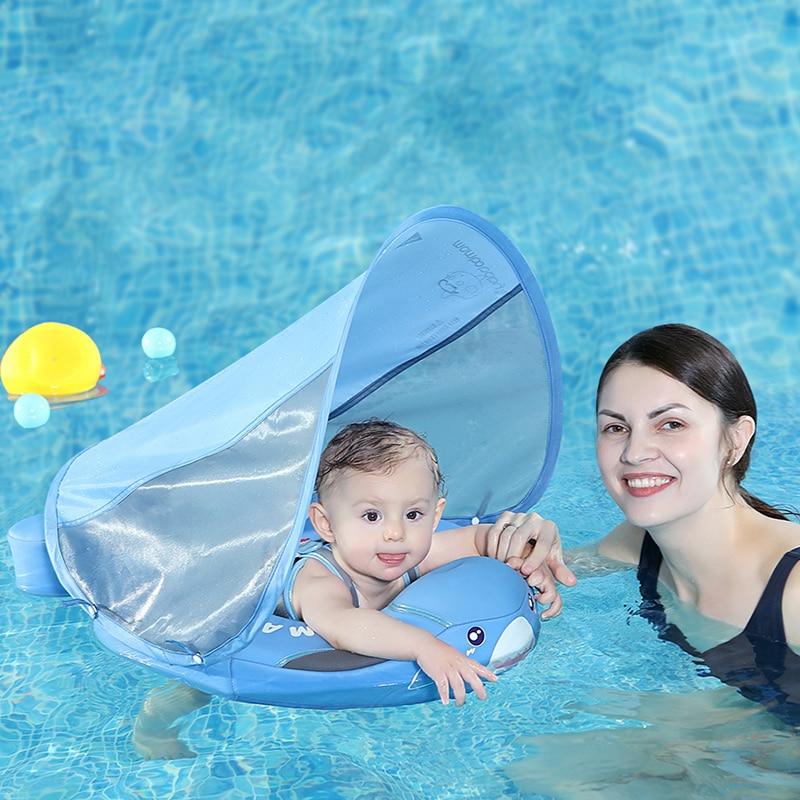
[751,513,800,565]
[596,520,646,565]
[752,514,800,648]
[774,521,800,649]
[783,562,800,650]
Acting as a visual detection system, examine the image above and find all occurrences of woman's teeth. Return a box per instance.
[626,477,672,488]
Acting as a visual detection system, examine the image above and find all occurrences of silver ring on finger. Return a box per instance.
[501,523,517,533]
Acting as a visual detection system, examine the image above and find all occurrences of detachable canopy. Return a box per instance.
[45,206,562,668]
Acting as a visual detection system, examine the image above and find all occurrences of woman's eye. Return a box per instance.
[363,511,381,523]
[661,420,684,431]
[602,424,626,434]
[406,510,423,521]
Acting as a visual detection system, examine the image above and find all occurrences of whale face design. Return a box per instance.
[406,613,537,691]
[487,616,536,673]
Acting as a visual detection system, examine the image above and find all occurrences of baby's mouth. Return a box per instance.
[377,553,407,565]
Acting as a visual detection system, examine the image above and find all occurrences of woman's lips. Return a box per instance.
[622,475,676,497]
[377,553,407,565]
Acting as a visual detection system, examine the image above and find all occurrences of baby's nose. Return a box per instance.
[383,525,404,541]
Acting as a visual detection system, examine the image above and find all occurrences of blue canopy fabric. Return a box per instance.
[44,206,562,670]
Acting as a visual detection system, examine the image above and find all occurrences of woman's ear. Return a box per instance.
[308,502,335,543]
[728,415,756,465]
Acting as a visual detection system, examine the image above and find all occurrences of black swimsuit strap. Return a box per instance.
[744,547,800,642]
[636,532,703,658]
[638,533,800,648]
[637,534,800,727]
[636,531,662,595]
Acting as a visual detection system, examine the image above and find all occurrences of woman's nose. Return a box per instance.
[621,428,658,464]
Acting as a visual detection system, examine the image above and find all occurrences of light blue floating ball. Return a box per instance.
[14,393,51,429]
[141,327,176,359]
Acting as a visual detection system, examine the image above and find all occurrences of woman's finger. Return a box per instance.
[503,521,539,562]
[506,555,524,571]
[519,520,559,574]
[492,512,542,563]
[550,558,578,587]
[506,519,555,569]
[485,511,515,559]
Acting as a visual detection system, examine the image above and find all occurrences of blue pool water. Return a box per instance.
[2,1,800,797]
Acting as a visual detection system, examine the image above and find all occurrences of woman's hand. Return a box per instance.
[415,639,498,706]
[484,511,577,619]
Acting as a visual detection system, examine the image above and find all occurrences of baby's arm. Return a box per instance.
[293,563,496,705]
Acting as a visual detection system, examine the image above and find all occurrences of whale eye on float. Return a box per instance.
[467,626,485,646]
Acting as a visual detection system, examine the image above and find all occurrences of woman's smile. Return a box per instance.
[622,473,677,497]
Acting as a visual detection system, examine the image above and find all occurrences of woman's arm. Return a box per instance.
[421,512,578,619]
[565,521,644,577]
[596,520,645,564]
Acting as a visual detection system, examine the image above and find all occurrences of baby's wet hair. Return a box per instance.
[315,419,443,499]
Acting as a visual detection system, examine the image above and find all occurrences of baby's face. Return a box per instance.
[319,454,445,583]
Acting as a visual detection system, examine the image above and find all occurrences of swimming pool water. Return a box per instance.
[2,1,799,798]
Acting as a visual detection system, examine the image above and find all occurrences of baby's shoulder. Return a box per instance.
[294,555,340,587]
[289,558,355,623]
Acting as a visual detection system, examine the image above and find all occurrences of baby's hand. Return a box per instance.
[415,639,497,706]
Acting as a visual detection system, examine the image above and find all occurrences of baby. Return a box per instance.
[284,419,533,705]
[133,419,569,758]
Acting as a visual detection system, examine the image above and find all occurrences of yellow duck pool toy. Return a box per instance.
[1,322,107,404]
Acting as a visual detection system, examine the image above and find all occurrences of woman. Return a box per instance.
[506,323,800,796]
[573,323,800,722]
[597,325,799,685]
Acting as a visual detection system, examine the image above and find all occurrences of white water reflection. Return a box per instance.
[508,686,800,799]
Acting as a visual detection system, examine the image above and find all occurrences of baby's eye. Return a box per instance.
[363,510,381,523]
[406,510,423,521]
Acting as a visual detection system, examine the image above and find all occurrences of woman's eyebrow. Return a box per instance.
[597,403,690,421]
[648,403,691,418]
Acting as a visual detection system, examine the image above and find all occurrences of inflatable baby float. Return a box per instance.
[8,206,562,708]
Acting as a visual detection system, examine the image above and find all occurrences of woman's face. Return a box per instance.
[596,363,730,530]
